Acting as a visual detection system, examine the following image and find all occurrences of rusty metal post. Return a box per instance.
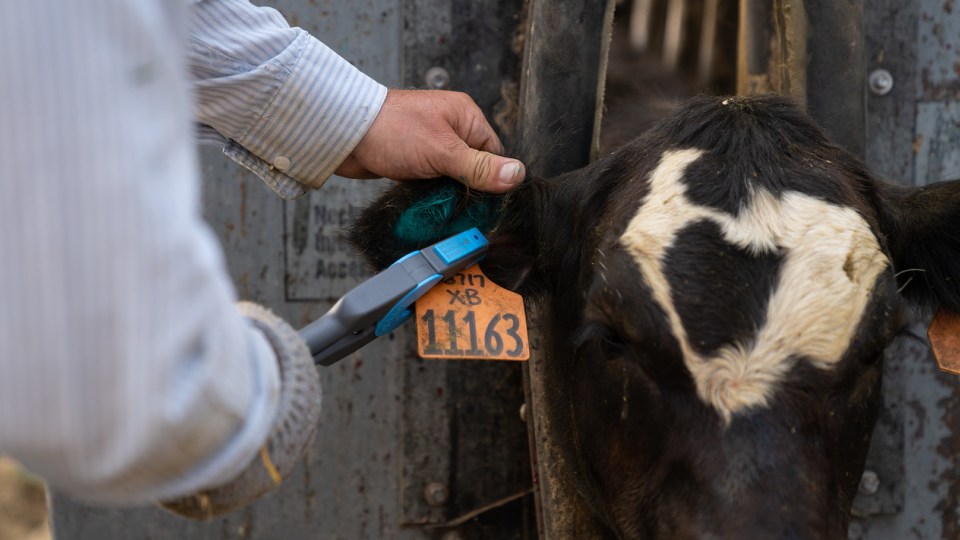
[737,0,865,156]
[804,0,865,157]
[516,0,616,537]
[518,0,615,176]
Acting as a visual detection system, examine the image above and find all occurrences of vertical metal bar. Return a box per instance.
[739,0,862,155]
[737,0,774,95]
[629,0,656,51]
[697,0,719,83]
[517,0,615,177]
[803,0,865,157]
[517,1,616,537]
[663,0,685,69]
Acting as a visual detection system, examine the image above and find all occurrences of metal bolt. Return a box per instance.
[858,470,880,495]
[519,403,527,423]
[868,69,894,96]
[423,482,449,506]
[425,66,451,89]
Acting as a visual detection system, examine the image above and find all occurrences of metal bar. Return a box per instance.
[803,0,865,157]
[629,0,656,51]
[697,0,719,83]
[517,0,616,537]
[737,0,774,95]
[663,0,685,69]
[517,0,615,177]
[739,0,862,155]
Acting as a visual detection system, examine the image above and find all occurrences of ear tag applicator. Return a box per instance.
[301,228,489,365]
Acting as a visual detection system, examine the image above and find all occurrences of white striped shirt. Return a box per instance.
[0,0,386,504]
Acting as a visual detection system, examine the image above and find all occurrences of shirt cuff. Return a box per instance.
[235,34,387,195]
[195,125,308,199]
[223,140,310,200]
[142,324,281,502]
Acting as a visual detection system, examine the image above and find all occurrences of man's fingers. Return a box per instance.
[449,147,525,193]
[348,88,523,187]
[447,101,521,192]
[453,101,505,155]
[464,122,504,155]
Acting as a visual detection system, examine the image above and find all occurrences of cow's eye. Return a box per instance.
[576,322,630,358]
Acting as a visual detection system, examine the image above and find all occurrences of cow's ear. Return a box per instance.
[876,179,960,312]
[346,178,541,292]
[346,178,503,270]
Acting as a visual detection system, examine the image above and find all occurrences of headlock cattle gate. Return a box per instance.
[51,1,960,538]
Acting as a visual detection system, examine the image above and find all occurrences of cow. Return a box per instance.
[347,94,960,538]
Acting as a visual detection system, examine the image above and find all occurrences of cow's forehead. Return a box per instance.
[618,148,889,423]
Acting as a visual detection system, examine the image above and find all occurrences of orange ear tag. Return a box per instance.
[927,306,960,375]
[415,265,529,361]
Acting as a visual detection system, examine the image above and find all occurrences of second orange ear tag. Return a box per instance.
[415,265,529,361]
[928,306,960,375]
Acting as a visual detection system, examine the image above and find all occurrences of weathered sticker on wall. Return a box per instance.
[284,176,390,301]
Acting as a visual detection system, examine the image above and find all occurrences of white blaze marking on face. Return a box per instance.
[620,149,889,423]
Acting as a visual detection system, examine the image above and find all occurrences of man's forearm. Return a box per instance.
[0,0,280,504]
[189,0,388,199]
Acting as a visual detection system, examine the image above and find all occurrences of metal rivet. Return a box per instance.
[868,69,894,96]
[858,470,880,495]
[425,66,451,89]
[519,403,527,423]
[423,482,449,506]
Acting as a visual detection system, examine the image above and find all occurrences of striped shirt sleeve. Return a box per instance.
[0,0,280,504]
[189,0,388,199]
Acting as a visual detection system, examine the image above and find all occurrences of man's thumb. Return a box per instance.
[452,148,525,193]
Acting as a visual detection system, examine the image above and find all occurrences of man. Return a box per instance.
[0,0,524,518]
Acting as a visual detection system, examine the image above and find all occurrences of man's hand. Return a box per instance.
[335,89,525,193]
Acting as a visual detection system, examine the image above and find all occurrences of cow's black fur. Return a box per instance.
[665,219,783,357]
[347,95,960,538]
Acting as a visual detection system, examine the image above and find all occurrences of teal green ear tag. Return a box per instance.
[394,184,502,245]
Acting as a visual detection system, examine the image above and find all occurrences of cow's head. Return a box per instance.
[348,95,960,538]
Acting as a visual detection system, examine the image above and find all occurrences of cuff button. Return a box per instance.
[273,156,291,171]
